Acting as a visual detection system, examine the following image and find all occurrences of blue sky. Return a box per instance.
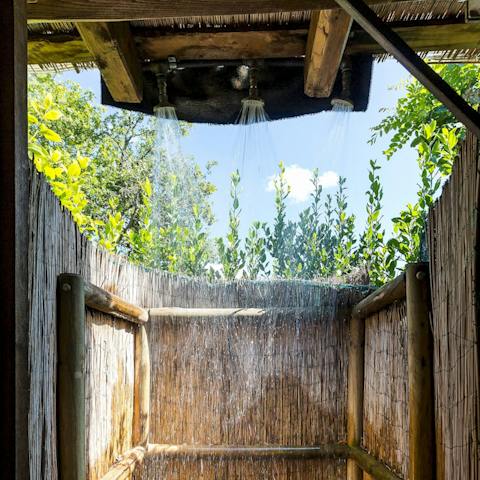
[61,60,418,239]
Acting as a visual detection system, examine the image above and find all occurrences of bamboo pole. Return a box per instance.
[406,263,435,480]
[347,313,365,480]
[145,443,349,459]
[57,273,86,480]
[149,307,322,318]
[348,446,403,480]
[84,281,148,324]
[100,446,146,480]
[133,325,150,446]
[352,273,406,320]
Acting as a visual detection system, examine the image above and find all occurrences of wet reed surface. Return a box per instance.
[363,301,409,479]
[428,131,480,480]
[140,285,367,479]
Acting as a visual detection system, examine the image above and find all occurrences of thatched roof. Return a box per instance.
[27,0,480,123]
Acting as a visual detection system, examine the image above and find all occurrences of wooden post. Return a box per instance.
[0,0,29,477]
[133,325,150,446]
[347,314,365,480]
[406,263,435,480]
[57,274,86,480]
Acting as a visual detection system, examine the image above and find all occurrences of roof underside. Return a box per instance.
[27,0,480,123]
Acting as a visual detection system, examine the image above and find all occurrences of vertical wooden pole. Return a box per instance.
[0,0,29,477]
[58,274,86,480]
[133,324,151,447]
[406,263,435,480]
[347,314,365,480]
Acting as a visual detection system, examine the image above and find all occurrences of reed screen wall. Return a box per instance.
[27,167,367,480]
[428,131,480,480]
[362,301,409,479]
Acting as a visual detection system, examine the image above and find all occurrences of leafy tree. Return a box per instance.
[244,221,269,279]
[369,63,479,159]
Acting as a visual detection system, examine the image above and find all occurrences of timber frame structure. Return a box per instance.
[3,0,480,478]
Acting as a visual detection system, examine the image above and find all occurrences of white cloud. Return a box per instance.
[266,165,339,203]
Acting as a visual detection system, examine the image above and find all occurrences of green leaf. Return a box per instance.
[67,162,81,177]
[44,109,62,121]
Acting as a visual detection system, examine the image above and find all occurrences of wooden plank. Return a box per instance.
[28,33,93,65]
[27,22,480,67]
[1,0,29,477]
[57,274,86,480]
[76,22,143,103]
[149,306,322,317]
[352,273,405,320]
[85,281,149,323]
[101,446,146,480]
[348,446,403,480]
[304,9,352,97]
[27,0,403,21]
[146,444,349,458]
[405,263,435,480]
[347,22,480,55]
[133,325,150,446]
[346,314,365,480]
[138,29,307,61]
[334,0,480,138]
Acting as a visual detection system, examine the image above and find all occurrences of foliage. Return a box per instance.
[369,63,479,159]
[216,170,245,280]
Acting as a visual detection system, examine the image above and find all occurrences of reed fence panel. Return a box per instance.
[362,301,409,479]
[427,131,480,480]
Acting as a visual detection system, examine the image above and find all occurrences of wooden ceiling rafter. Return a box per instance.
[304,9,352,97]
[27,0,399,21]
[27,21,480,67]
[76,22,143,103]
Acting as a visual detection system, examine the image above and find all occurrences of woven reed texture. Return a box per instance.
[141,285,364,479]
[85,310,135,479]
[428,131,480,480]
[362,301,409,479]
[27,168,369,479]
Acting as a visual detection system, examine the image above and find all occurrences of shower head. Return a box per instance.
[154,73,172,112]
[331,57,354,112]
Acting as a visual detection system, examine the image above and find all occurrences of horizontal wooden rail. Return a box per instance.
[149,307,324,318]
[85,281,148,324]
[348,446,402,480]
[351,273,405,320]
[146,443,349,459]
[100,446,146,480]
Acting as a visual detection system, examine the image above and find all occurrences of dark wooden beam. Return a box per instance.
[28,0,400,22]
[76,22,143,102]
[138,29,307,61]
[335,0,480,138]
[0,0,29,478]
[28,21,480,67]
[347,22,480,55]
[304,10,352,97]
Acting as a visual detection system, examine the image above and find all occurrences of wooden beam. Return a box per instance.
[138,29,307,61]
[1,0,29,477]
[335,0,480,138]
[146,443,349,458]
[28,0,403,22]
[351,273,405,320]
[346,314,365,480]
[27,22,480,67]
[100,446,146,480]
[406,263,435,480]
[347,22,480,55]
[304,9,352,97]
[57,274,86,480]
[84,281,149,324]
[348,446,403,480]
[149,306,322,318]
[133,325,150,446]
[76,22,143,103]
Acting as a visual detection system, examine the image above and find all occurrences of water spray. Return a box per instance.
[331,57,354,113]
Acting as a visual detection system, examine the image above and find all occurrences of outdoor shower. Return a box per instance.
[331,57,354,113]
